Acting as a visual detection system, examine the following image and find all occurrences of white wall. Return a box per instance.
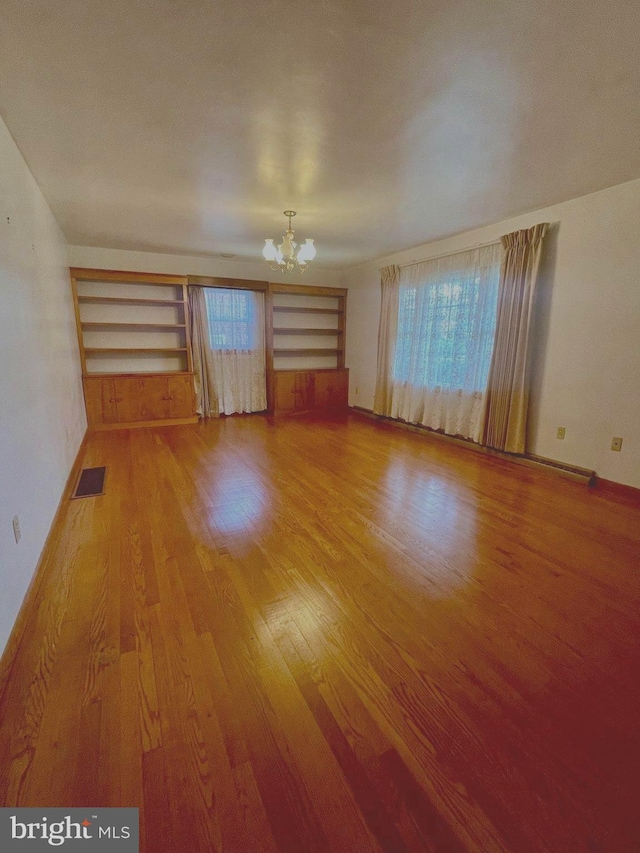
[0,117,86,656]
[345,179,640,489]
[68,245,345,289]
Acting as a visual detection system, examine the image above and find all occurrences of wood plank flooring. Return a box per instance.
[1,412,639,852]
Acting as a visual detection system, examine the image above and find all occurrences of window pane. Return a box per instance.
[204,288,255,350]
[392,255,499,392]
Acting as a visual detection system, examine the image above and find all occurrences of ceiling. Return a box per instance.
[1,0,639,269]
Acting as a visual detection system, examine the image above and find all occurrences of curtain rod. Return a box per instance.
[397,238,501,269]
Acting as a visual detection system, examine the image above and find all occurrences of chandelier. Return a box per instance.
[262,211,316,273]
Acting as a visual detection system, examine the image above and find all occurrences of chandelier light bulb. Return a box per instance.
[297,238,316,263]
[262,238,278,261]
[263,211,316,273]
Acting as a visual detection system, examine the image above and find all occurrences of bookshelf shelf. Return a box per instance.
[81,322,186,331]
[78,295,184,307]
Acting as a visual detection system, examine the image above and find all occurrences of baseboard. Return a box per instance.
[270,405,350,418]
[350,407,596,485]
[91,416,198,431]
[594,477,640,502]
[0,429,89,701]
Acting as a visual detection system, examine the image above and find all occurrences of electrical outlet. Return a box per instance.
[611,436,623,452]
[556,427,566,439]
[12,515,21,543]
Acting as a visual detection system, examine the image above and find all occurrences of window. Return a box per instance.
[392,246,501,392]
[204,288,256,350]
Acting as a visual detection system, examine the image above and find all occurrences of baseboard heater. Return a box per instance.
[351,407,596,485]
[72,466,107,499]
[525,455,595,485]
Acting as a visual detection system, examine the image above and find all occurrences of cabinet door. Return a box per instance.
[166,375,195,418]
[83,377,118,425]
[274,371,314,413]
[100,378,120,423]
[113,377,144,423]
[314,369,348,409]
[83,378,103,426]
[137,377,170,421]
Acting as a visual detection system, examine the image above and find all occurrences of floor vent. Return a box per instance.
[72,466,107,499]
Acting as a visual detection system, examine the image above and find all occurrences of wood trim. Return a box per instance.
[273,306,342,315]
[70,274,87,375]
[83,371,194,378]
[84,347,188,354]
[337,293,347,369]
[265,284,275,410]
[0,430,89,700]
[265,288,274,373]
[188,276,268,291]
[78,296,184,307]
[90,416,199,431]
[273,328,342,336]
[594,477,640,502]
[182,282,194,374]
[268,282,347,297]
[81,322,186,330]
[70,268,187,285]
[274,367,349,375]
[273,348,343,356]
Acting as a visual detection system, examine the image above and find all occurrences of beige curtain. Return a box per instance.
[483,223,549,453]
[205,289,267,415]
[389,244,502,442]
[189,286,219,418]
[373,265,400,415]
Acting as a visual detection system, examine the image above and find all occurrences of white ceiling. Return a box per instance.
[2,0,639,269]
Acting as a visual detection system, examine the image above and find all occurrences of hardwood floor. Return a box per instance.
[1,412,639,852]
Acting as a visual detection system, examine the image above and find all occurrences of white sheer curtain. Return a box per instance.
[390,243,502,442]
[203,288,267,415]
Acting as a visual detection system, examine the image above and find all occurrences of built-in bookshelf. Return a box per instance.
[265,282,348,414]
[71,268,197,429]
[269,286,345,371]
[71,270,348,425]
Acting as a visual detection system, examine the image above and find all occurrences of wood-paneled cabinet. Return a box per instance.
[83,374,196,429]
[269,368,349,415]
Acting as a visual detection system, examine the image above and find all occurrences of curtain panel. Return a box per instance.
[189,286,219,418]
[373,265,400,415]
[385,244,502,442]
[203,287,267,416]
[190,286,267,417]
[483,223,549,453]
